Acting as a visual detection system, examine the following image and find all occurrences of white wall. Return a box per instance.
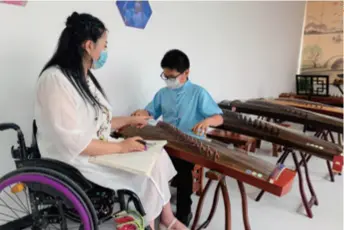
[0,1,305,175]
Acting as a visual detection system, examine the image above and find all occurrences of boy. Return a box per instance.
[132,49,223,226]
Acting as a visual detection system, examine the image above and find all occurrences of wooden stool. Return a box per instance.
[170,165,204,197]
[192,165,204,196]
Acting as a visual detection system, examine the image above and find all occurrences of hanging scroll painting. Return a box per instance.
[116,0,152,29]
[1,0,27,6]
[300,1,343,83]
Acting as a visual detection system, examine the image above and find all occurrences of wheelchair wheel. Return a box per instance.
[0,167,98,230]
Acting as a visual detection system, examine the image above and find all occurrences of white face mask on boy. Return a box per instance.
[164,76,183,89]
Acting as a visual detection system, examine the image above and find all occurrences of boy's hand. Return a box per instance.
[130,115,152,128]
[131,109,150,117]
[192,119,210,136]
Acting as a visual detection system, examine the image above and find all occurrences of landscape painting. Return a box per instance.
[300,1,343,83]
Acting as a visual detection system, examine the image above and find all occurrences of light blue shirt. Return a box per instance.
[145,80,223,138]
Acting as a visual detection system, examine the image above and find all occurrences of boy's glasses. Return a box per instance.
[160,72,183,80]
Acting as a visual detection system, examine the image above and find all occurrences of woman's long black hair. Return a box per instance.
[40,12,107,109]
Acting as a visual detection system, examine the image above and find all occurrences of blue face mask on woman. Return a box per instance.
[92,50,108,69]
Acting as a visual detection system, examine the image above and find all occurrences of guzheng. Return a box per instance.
[268,98,343,119]
[218,99,343,133]
[117,122,295,197]
[218,110,343,162]
[279,93,343,107]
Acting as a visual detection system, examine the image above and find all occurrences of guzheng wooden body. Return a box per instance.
[219,110,343,162]
[218,99,343,133]
[279,93,343,107]
[268,98,343,119]
[118,122,295,196]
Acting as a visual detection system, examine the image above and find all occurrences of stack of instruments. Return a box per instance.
[219,99,343,136]
[215,105,342,162]
[279,93,343,107]
[267,97,343,119]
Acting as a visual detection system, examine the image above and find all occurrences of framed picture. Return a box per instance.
[116,1,152,29]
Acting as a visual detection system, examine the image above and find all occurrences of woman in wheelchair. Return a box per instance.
[31,12,188,230]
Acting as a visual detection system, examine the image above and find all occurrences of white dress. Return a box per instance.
[34,66,177,223]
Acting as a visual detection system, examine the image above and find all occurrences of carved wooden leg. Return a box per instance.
[192,165,204,196]
[291,152,313,218]
[237,181,251,230]
[193,171,232,230]
[327,160,335,182]
[321,130,335,182]
[277,149,289,164]
[220,178,231,230]
[299,153,310,167]
[299,152,318,206]
[305,154,312,163]
[328,131,335,143]
[197,183,221,229]
[328,130,340,178]
[191,179,213,230]
[337,133,342,176]
[254,189,265,202]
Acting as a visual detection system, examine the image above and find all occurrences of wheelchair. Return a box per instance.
[0,121,149,230]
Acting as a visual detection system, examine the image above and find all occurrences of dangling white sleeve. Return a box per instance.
[35,67,95,160]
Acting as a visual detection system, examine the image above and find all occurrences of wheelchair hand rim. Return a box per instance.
[0,173,91,230]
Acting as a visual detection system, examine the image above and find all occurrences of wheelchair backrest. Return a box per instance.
[30,120,41,158]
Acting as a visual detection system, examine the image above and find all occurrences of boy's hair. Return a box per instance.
[161,49,190,73]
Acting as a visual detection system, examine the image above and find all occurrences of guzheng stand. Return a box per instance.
[190,170,251,230]
[255,147,318,218]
